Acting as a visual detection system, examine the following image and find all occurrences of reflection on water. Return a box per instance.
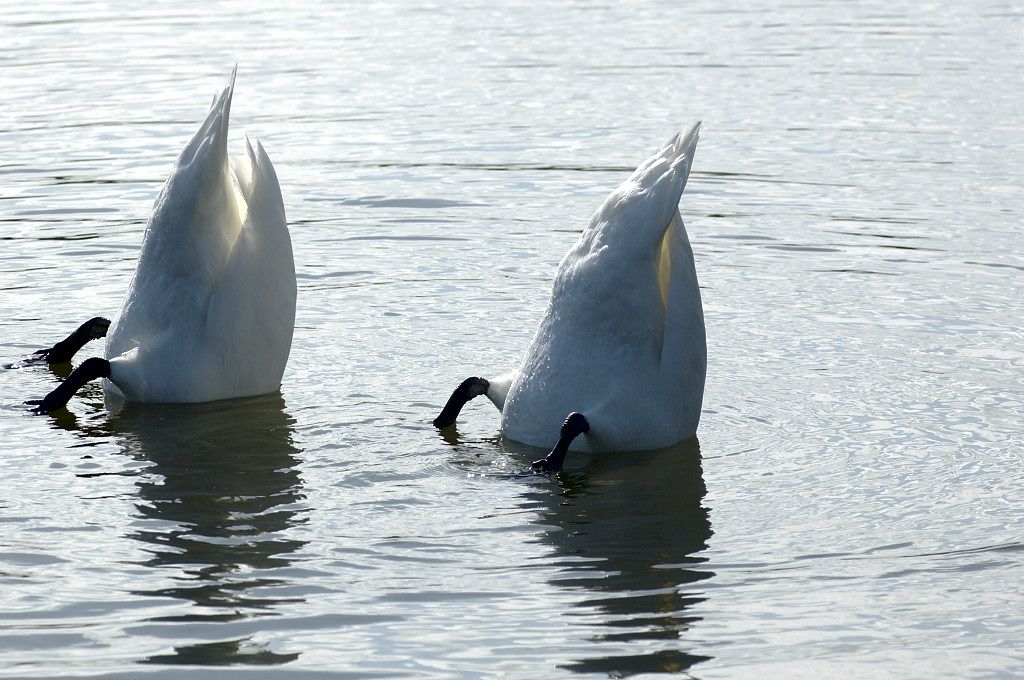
[527,440,713,676]
[74,394,306,666]
[3,0,1022,675]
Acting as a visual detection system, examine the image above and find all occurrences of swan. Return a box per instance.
[27,69,296,413]
[434,123,706,471]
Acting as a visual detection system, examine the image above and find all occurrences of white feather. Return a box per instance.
[496,123,706,451]
[104,70,296,402]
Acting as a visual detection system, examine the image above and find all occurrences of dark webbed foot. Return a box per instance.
[532,412,590,473]
[433,377,489,429]
[26,317,111,366]
[27,357,111,414]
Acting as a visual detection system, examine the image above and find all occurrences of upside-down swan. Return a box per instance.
[26,70,296,413]
[434,123,706,471]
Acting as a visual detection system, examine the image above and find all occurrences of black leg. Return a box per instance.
[532,412,590,472]
[26,317,111,365]
[433,377,489,429]
[27,357,111,414]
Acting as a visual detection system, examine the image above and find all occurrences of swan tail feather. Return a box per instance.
[180,70,234,171]
[107,69,244,360]
[582,123,701,261]
[669,120,700,189]
[645,122,700,225]
[246,138,288,234]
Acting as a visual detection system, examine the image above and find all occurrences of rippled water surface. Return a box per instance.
[2,1,1023,678]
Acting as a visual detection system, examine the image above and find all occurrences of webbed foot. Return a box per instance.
[26,357,111,414]
[532,412,590,473]
[433,377,489,429]
[17,317,111,367]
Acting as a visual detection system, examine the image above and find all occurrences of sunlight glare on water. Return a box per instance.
[1,1,1022,678]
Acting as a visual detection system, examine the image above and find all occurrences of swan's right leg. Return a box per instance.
[27,357,111,414]
[531,412,590,472]
[25,317,111,365]
[433,377,489,429]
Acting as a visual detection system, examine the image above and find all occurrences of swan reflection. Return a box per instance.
[524,438,713,676]
[104,394,305,665]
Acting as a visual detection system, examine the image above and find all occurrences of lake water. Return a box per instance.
[1,1,1022,678]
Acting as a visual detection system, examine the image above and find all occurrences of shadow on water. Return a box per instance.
[61,393,307,667]
[524,439,714,677]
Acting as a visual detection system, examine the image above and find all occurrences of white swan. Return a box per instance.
[434,123,706,470]
[28,69,296,413]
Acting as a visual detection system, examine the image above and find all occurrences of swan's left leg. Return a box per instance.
[27,357,111,414]
[25,317,111,365]
[531,412,590,472]
[433,377,489,428]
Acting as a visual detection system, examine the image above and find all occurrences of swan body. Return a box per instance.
[438,124,705,458]
[103,71,296,403]
[24,70,296,414]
